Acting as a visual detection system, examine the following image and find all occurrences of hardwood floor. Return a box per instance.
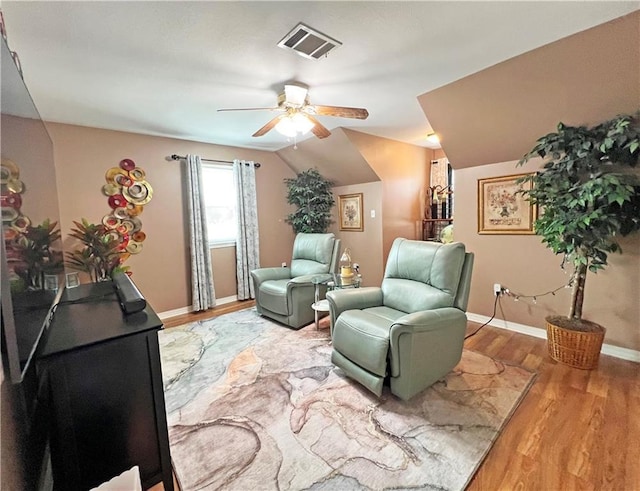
[464,322,639,490]
[153,302,639,490]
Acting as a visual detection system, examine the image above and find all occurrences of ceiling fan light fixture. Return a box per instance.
[275,113,315,137]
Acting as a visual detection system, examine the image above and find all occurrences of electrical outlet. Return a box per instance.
[493,283,503,296]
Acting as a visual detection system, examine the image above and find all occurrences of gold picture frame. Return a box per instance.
[478,173,537,235]
[339,193,364,231]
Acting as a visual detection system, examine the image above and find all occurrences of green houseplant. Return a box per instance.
[284,168,335,233]
[517,114,640,368]
[11,219,64,290]
[66,219,128,282]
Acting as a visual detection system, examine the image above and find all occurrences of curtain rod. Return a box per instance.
[168,154,261,168]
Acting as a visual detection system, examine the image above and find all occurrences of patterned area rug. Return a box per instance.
[158,308,535,491]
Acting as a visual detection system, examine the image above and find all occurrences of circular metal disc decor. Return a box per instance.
[126,241,143,254]
[108,194,127,209]
[12,215,31,231]
[102,215,121,229]
[101,159,152,260]
[1,160,30,243]
[105,167,129,185]
[0,159,19,183]
[119,158,136,171]
[126,204,144,216]
[2,207,18,222]
[122,181,152,205]
[7,179,24,194]
[114,173,133,188]
[129,168,145,181]
[102,183,120,196]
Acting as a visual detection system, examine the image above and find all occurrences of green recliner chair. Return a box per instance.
[327,238,474,400]
[251,233,341,329]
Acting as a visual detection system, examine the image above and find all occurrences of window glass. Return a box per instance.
[201,164,237,245]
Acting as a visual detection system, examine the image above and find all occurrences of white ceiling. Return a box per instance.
[2,1,638,152]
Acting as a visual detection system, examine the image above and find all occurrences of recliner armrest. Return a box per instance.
[392,308,467,333]
[250,267,292,286]
[388,307,467,377]
[326,287,384,331]
[288,274,326,286]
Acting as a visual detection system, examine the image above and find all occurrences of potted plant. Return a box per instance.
[284,168,335,233]
[11,219,64,290]
[517,114,640,368]
[66,219,129,282]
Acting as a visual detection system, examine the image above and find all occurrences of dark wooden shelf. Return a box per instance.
[422,218,453,241]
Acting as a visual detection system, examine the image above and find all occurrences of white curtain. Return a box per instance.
[233,160,260,300]
[185,154,215,311]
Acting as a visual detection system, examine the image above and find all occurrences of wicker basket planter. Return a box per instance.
[545,315,605,369]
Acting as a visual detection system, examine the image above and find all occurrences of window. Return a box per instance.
[201,164,237,246]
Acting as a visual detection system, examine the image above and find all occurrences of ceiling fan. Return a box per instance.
[217,84,369,139]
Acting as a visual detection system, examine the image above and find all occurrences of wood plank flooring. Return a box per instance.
[152,301,639,490]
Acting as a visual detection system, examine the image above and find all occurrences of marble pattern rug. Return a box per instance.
[158,308,535,491]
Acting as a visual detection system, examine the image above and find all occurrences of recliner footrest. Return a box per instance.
[332,310,390,377]
[331,350,384,397]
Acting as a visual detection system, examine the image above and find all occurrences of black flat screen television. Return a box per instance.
[1,35,65,384]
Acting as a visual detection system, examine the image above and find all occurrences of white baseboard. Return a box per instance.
[214,295,238,306]
[158,306,192,320]
[467,312,640,363]
[157,295,238,320]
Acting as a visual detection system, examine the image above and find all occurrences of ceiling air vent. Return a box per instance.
[277,23,342,60]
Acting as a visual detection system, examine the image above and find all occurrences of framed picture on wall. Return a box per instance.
[339,193,364,231]
[478,173,537,234]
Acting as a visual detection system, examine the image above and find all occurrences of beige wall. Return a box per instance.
[329,182,384,287]
[48,122,296,313]
[455,159,640,351]
[344,130,433,262]
[419,11,640,169]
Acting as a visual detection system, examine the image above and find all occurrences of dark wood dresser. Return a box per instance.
[38,281,173,490]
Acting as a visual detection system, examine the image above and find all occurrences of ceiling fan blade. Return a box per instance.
[306,105,369,120]
[305,115,331,139]
[217,107,281,112]
[252,114,286,137]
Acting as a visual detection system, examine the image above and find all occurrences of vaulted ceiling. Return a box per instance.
[2,1,637,157]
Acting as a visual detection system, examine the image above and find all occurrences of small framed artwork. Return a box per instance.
[65,272,80,288]
[44,274,59,291]
[478,173,537,235]
[339,193,364,232]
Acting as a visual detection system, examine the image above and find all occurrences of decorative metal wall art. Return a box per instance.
[1,158,64,290]
[102,159,153,261]
[1,158,26,228]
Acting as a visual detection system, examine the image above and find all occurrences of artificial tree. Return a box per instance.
[517,114,640,365]
[284,168,335,233]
